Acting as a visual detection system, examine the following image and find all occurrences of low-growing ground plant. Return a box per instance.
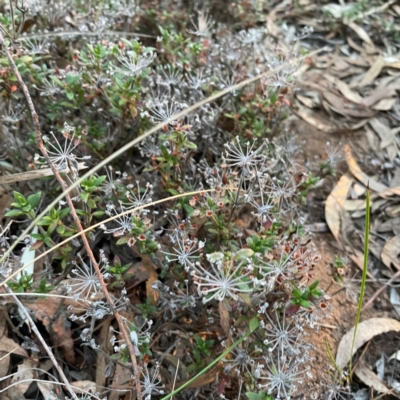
[0,1,348,399]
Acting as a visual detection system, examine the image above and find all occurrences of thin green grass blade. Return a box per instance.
[325,341,342,377]
[160,331,251,400]
[349,184,370,379]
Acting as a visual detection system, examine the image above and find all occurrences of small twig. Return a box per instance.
[0,32,142,398]
[362,268,400,312]
[0,345,19,361]
[21,30,156,40]
[4,284,79,400]
[0,162,88,184]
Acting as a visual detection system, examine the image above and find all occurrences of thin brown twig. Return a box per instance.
[0,33,142,398]
[4,284,79,400]
[362,268,400,312]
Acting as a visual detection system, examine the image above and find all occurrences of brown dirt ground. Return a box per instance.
[290,120,398,399]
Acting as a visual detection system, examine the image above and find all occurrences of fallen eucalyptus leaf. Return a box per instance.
[325,173,353,243]
[381,235,400,270]
[336,318,400,370]
[355,360,390,394]
[344,144,388,192]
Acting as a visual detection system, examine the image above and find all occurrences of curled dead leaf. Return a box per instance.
[344,145,388,192]
[355,360,391,394]
[336,318,400,370]
[325,173,353,243]
[381,235,400,271]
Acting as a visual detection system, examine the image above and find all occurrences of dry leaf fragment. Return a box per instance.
[344,144,388,192]
[372,97,397,111]
[390,288,400,316]
[141,254,159,306]
[174,366,218,390]
[292,104,336,133]
[325,75,364,104]
[296,94,317,108]
[379,186,400,198]
[0,162,88,185]
[0,337,28,359]
[37,381,56,400]
[357,56,384,87]
[346,22,374,46]
[344,199,366,211]
[369,118,396,149]
[381,235,400,270]
[363,87,396,107]
[71,380,97,395]
[355,360,391,394]
[10,358,37,400]
[336,318,400,370]
[325,173,353,243]
[219,300,231,339]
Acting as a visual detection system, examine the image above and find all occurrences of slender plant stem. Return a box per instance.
[349,184,370,379]
[4,285,79,400]
[0,33,142,398]
[161,331,252,400]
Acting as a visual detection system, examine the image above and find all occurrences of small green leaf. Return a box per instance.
[249,317,260,333]
[13,191,27,205]
[309,280,320,291]
[27,192,41,208]
[246,393,265,400]
[5,209,24,217]
[300,299,312,309]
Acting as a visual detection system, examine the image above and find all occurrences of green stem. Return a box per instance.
[349,184,370,380]
[161,330,252,400]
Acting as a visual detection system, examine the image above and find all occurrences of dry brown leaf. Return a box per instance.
[336,318,400,370]
[51,313,75,365]
[344,199,366,211]
[344,144,388,192]
[326,75,364,104]
[292,104,336,133]
[296,94,317,108]
[108,363,132,400]
[346,22,374,46]
[363,87,396,107]
[174,366,218,390]
[381,235,400,270]
[369,118,396,149]
[347,249,374,279]
[141,254,159,305]
[385,61,400,69]
[0,185,12,221]
[37,381,56,399]
[357,56,384,87]
[379,186,400,198]
[322,91,345,109]
[0,337,28,359]
[0,312,28,360]
[0,162,88,184]
[10,358,37,400]
[96,316,113,391]
[387,142,398,163]
[372,97,397,111]
[25,296,77,364]
[355,360,391,394]
[325,173,353,243]
[71,380,96,395]
[219,300,231,339]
